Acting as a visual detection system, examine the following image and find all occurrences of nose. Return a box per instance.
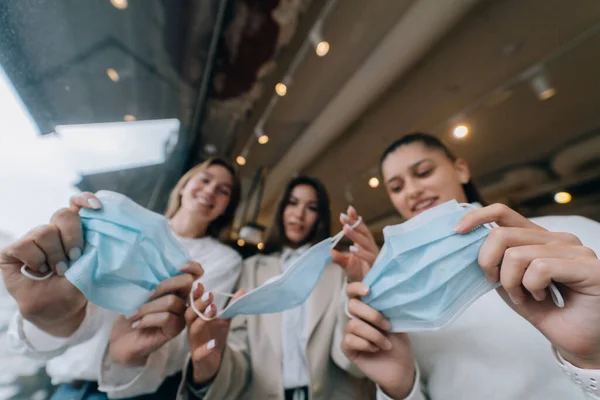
[403,177,424,199]
[203,181,218,196]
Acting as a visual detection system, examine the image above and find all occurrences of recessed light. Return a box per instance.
[368,177,380,188]
[453,125,469,139]
[124,114,136,122]
[275,83,287,97]
[236,156,246,166]
[110,0,128,9]
[554,192,572,204]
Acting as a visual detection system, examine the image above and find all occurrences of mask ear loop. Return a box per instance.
[21,265,54,281]
[190,280,236,321]
[460,203,564,308]
[331,217,362,249]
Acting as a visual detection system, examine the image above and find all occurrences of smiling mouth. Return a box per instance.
[195,197,215,209]
[412,197,438,213]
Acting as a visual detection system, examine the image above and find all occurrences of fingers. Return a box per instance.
[152,272,196,300]
[478,227,581,284]
[50,208,84,263]
[342,332,379,354]
[6,237,48,275]
[191,337,218,364]
[228,289,246,304]
[31,225,69,276]
[346,318,392,351]
[454,203,544,233]
[130,294,187,322]
[346,282,370,299]
[347,298,391,332]
[69,192,102,211]
[522,258,592,296]
[131,311,183,332]
[185,283,212,325]
[180,261,204,280]
[349,243,377,267]
[331,249,351,269]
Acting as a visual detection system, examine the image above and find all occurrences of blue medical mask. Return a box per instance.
[358,200,563,332]
[21,191,190,315]
[192,218,361,321]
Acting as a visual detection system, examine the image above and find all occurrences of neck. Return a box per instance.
[170,208,210,239]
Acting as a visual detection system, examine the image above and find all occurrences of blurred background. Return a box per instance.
[0,0,599,398]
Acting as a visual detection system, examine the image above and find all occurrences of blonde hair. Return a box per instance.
[165,158,241,238]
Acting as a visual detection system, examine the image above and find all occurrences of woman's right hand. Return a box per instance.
[331,205,379,282]
[342,282,416,399]
[185,285,245,384]
[0,192,101,337]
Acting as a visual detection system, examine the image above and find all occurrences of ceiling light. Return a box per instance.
[124,114,136,122]
[255,125,269,144]
[258,135,269,144]
[554,191,572,204]
[237,239,245,247]
[309,23,330,57]
[315,41,330,57]
[110,0,128,9]
[236,155,246,166]
[453,125,469,139]
[368,177,380,188]
[530,72,556,101]
[275,82,288,97]
[257,242,264,250]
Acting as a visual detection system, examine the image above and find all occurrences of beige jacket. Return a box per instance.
[178,253,375,400]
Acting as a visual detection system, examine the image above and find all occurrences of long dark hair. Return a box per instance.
[263,176,331,254]
[379,132,486,205]
[165,157,241,239]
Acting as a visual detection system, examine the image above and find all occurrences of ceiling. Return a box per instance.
[229,0,600,239]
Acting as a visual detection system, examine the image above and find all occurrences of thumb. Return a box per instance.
[230,289,246,302]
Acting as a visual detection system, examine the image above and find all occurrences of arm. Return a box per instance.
[7,302,106,360]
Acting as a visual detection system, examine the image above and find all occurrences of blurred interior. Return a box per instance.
[1,0,600,397]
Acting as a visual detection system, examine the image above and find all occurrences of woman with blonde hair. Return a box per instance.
[4,157,244,399]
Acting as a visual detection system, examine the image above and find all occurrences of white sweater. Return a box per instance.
[7,235,241,397]
[378,215,600,400]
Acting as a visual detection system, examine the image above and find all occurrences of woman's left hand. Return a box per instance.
[455,203,600,369]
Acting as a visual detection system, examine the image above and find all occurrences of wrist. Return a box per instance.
[27,302,88,337]
[380,364,416,400]
[559,349,600,370]
[192,366,217,385]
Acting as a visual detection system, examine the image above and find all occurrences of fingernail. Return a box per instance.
[88,198,102,209]
[205,304,213,314]
[39,263,49,274]
[344,224,354,231]
[340,213,351,223]
[56,261,68,276]
[131,320,140,329]
[453,222,466,233]
[383,319,392,331]
[207,339,216,350]
[201,292,211,302]
[69,247,81,261]
[532,290,545,302]
[485,273,495,284]
[349,245,359,253]
[360,284,370,296]
[383,339,392,350]
[348,206,357,214]
[508,293,521,305]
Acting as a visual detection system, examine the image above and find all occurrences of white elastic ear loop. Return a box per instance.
[460,203,564,308]
[190,280,234,321]
[331,217,363,249]
[21,265,54,281]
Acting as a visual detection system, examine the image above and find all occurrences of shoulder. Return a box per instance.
[531,215,600,253]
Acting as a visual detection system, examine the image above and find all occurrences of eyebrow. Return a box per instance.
[385,158,432,184]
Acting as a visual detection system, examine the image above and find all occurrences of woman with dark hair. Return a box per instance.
[336,132,600,400]
[4,157,244,399]
[179,176,375,400]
